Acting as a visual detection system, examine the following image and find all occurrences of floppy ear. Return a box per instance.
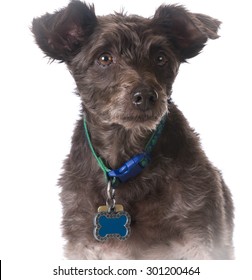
[32,0,97,61]
[153,5,221,61]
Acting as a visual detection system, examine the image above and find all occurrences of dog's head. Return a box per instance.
[32,0,220,130]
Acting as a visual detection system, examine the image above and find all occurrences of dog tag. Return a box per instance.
[94,208,131,242]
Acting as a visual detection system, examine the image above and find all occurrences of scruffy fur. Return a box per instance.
[32,0,234,259]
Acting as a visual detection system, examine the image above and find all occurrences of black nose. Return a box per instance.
[132,89,158,111]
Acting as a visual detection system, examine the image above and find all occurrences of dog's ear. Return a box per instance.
[153,5,221,61]
[32,0,97,61]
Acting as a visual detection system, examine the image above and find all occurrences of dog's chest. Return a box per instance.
[128,196,174,240]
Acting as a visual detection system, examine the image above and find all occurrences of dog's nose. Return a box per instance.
[132,89,158,111]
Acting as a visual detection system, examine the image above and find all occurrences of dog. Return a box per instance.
[32,0,234,259]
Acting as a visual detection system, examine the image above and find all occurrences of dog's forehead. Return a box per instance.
[98,14,148,32]
[96,15,155,47]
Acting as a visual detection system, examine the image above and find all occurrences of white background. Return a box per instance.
[0,0,251,277]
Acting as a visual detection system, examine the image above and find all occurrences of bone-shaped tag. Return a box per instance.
[94,211,131,241]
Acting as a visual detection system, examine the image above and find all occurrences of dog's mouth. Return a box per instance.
[121,112,159,123]
[102,87,169,130]
[123,93,168,129]
[112,109,166,130]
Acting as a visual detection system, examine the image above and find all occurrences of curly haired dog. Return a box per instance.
[32,0,234,259]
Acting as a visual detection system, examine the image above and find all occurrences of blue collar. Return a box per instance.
[83,114,167,188]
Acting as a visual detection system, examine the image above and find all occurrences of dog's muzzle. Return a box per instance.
[132,88,158,111]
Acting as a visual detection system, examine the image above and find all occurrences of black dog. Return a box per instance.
[32,0,234,259]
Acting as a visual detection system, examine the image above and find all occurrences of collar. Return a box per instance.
[83,114,167,188]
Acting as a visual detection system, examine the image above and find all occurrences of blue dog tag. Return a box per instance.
[94,211,131,241]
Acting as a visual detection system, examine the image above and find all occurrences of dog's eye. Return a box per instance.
[98,53,114,67]
[155,54,167,66]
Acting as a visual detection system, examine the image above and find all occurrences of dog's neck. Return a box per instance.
[84,113,154,170]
